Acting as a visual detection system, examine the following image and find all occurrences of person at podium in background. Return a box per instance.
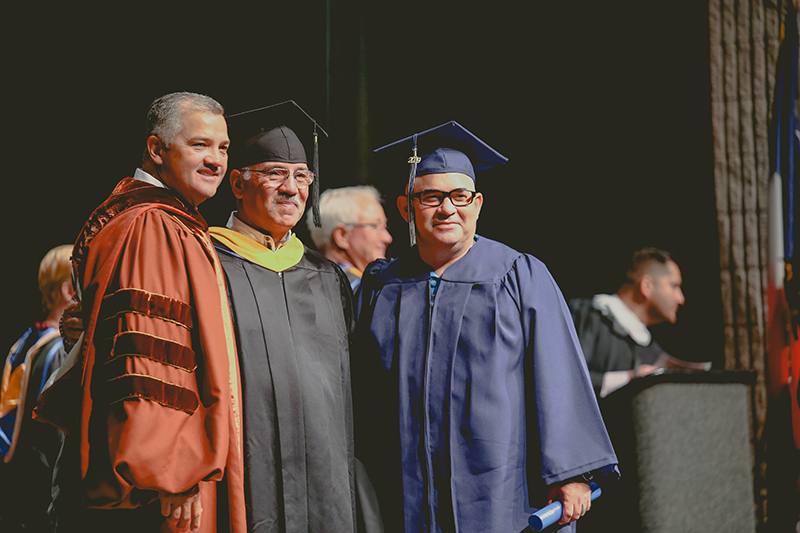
[568,248,697,399]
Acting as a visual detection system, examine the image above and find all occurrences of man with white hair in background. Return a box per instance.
[307,185,393,291]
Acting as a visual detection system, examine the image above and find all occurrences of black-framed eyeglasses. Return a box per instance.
[410,188,477,207]
[245,167,315,189]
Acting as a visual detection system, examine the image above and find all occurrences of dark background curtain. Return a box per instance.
[4,0,722,369]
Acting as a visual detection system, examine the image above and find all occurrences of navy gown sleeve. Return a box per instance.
[511,255,618,485]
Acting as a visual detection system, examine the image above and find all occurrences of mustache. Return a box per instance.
[271,195,302,208]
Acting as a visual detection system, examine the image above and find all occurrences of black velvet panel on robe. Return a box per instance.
[214,243,356,533]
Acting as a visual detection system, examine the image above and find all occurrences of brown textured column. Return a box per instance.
[709,0,786,526]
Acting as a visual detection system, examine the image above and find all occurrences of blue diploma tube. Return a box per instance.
[528,482,601,531]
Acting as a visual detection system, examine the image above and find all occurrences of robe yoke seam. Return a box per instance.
[496,254,528,318]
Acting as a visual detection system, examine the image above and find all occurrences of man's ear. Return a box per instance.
[60,280,74,305]
[640,274,654,299]
[332,225,350,250]
[229,169,245,200]
[397,195,409,223]
[473,192,483,219]
[146,135,165,166]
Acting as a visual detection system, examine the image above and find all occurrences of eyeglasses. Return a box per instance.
[410,188,477,207]
[344,221,388,231]
[245,167,315,189]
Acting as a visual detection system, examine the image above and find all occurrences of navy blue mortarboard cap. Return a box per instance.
[374,120,508,182]
[374,121,508,245]
[227,101,328,226]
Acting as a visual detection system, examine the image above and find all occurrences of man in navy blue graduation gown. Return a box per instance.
[352,122,619,532]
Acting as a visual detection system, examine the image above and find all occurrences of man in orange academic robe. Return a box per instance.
[36,92,246,533]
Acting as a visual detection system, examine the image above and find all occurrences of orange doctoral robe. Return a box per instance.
[36,177,246,532]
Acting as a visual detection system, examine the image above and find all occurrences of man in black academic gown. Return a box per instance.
[569,248,686,398]
[209,102,357,532]
[352,121,619,533]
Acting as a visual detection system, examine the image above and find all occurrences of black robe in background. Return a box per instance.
[568,297,664,396]
[213,239,356,533]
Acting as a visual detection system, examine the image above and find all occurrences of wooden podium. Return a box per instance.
[581,371,758,533]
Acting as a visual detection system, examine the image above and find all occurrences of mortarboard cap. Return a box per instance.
[226,101,329,226]
[373,120,508,245]
[374,120,508,182]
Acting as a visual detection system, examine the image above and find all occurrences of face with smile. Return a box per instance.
[230,161,310,238]
[398,172,483,252]
[150,110,229,207]
[646,260,685,324]
[341,197,393,271]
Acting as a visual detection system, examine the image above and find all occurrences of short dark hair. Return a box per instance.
[621,247,675,288]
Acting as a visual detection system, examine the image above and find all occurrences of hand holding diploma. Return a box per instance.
[529,481,601,531]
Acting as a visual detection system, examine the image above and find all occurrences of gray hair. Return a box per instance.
[306,185,383,252]
[142,92,225,164]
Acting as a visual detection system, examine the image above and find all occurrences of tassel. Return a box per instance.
[407,137,419,246]
[312,128,321,227]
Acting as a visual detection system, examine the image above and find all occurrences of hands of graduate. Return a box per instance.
[547,481,592,525]
[159,484,202,531]
[59,298,83,349]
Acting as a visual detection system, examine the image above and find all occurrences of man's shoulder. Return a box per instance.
[78,204,208,286]
[361,238,546,285]
[568,296,609,333]
[570,294,642,342]
[361,256,411,286]
[453,236,549,282]
[82,181,204,254]
[568,296,596,314]
[96,204,200,243]
[302,245,330,264]
[101,178,199,223]
[301,246,343,273]
[295,246,354,290]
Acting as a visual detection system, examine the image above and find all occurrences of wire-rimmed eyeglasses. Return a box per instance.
[343,221,389,231]
[245,167,315,189]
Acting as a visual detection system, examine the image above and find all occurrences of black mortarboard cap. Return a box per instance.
[373,120,508,245]
[227,100,329,226]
